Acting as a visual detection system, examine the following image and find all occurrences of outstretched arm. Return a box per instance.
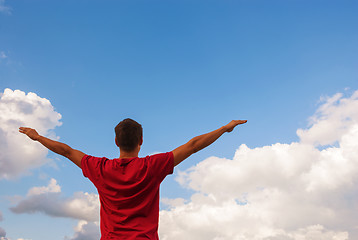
[19,127,85,168]
[172,120,247,166]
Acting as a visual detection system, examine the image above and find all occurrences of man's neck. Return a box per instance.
[119,151,139,159]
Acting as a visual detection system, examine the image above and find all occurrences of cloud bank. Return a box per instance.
[159,90,358,240]
[0,88,62,179]
[10,178,100,239]
[10,178,99,222]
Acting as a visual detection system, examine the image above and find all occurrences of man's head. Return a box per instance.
[115,118,143,152]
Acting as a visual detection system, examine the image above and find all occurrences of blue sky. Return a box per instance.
[1,0,358,239]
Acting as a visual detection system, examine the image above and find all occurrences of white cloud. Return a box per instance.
[0,0,11,14]
[0,88,62,179]
[159,90,358,240]
[297,91,358,146]
[65,220,100,240]
[10,178,99,222]
[27,178,61,196]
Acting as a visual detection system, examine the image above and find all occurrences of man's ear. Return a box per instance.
[139,137,143,146]
[115,137,119,147]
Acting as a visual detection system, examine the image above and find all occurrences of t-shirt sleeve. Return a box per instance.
[149,152,174,182]
[81,155,104,186]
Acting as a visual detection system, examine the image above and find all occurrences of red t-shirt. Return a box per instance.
[81,152,174,240]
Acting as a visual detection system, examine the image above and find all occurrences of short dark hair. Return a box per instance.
[115,118,143,152]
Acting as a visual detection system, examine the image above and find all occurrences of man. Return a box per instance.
[19,118,247,239]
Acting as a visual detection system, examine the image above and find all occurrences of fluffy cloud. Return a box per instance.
[297,91,358,146]
[10,178,99,222]
[0,88,62,179]
[159,90,358,240]
[9,179,100,239]
[65,221,100,240]
[27,178,61,196]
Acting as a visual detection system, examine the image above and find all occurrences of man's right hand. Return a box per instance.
[224,120,247,132]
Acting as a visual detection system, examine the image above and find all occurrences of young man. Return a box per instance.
[19,118,247,239]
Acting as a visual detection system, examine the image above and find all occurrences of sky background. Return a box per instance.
[0,0,358,239]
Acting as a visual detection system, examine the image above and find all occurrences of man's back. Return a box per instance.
[81,152,174,240]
